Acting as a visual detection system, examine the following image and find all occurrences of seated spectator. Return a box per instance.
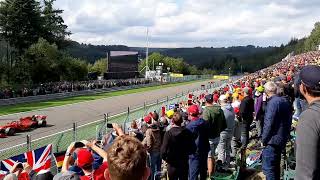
[106,135,150,180]
[161,112,195,180]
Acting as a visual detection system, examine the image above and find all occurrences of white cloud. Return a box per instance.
[55,0,320,47]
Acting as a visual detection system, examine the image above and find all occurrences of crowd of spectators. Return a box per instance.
[2,50,320,180]
[0,79,152,99]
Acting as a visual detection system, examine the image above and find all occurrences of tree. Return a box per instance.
[0,0,43,54]
[304,22,320,51]
[42,0,71,48]
[88,58,107,76]
[24,38,61,83]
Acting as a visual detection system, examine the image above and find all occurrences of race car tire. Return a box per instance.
[5,128,15,136]
[38,120,47,127]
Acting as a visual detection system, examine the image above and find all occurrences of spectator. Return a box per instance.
[202,94,226,177]
[62,140,108,180]
[161,112,196,180]
[217,95,235,167]
[239,87,254,147]
[262,82,292,180]
[296,65,320,180]
[106,135,150,180]
[293,73,307,120]
[231,94,241,158]
[254,86,266,138]
[186,105,210,180]
[142,114,162,180]
[53,171,80,180]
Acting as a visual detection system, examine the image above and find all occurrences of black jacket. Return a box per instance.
[161,126,196,166]
[240,96,254,123]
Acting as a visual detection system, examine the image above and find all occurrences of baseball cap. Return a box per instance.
[144,116,152,124]
[219,95,227,102]
[77,149,94,168]
[299,65,320,89]
[166,110,174,119]
[53,171,80,180]
[256,86,264,93]
[188,105,199,116]
[205,94,213,102]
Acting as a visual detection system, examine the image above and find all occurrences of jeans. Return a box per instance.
[150,151,162,180]
[256,117,264,137]
[189,154,207,180]
[262,145,281,180]
[208,137,220,158]
[231,120,241,157]
[293,98,307,119]
[218,131,232,166]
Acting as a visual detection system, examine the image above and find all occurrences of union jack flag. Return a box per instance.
[0,144,52,175]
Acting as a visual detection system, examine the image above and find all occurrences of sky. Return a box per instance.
[55,0,320,48]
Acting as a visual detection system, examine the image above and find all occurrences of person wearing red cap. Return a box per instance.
[186,105,210,180]
[142,113,162,180]
[61,136,110,180]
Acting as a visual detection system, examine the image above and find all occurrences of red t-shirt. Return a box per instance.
[80,162,108,180]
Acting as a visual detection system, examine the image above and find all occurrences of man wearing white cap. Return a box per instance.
[217,95,235,167]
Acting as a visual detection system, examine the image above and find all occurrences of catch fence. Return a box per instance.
[0,76,239,170]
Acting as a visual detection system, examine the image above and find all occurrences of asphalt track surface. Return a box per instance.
[0,80,211,149]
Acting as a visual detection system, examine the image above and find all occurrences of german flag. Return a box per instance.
[53,151,66,169]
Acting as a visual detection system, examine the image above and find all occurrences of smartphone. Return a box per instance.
[74,142,85,148]
[106,123,113,128]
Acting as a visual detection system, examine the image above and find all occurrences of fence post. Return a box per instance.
[123,107,130,132]
[104,113,107,124]
[166,96,169,104]
[26,135,31,151]
[144,102,146,115]
[73,122,77,142]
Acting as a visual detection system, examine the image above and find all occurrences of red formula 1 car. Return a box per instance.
[0,115,47,137]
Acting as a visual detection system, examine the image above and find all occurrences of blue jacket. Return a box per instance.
[186,118,210,157]
[262,95,292,149]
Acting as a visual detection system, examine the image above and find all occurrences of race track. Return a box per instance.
[0,80,212,150]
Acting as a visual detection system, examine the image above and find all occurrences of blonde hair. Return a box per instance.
[107,135,147,180]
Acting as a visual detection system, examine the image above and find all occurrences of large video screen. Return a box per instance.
[108,51,139,73]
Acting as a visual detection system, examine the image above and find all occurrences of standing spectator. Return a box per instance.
[161,112,196,180]
[296,65,320,180]
[143,115,162,180]
[262,82,292,180]
[254,86,266,138]
[231,94,241,158]
[202,94,226,177]
[106,135,150,180]
[217,95,235,167]
[293,73,307,120]
[239,87,254,147]
[186,105,210,180]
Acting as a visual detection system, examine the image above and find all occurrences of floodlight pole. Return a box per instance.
[145,28,149,79]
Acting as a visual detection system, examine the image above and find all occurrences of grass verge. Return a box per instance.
[0,80,205,116]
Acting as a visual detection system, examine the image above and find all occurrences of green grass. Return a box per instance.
[0,80,204,116]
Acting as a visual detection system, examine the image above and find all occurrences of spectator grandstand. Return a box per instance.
[0,79,152,99]
[1,50,320,180]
